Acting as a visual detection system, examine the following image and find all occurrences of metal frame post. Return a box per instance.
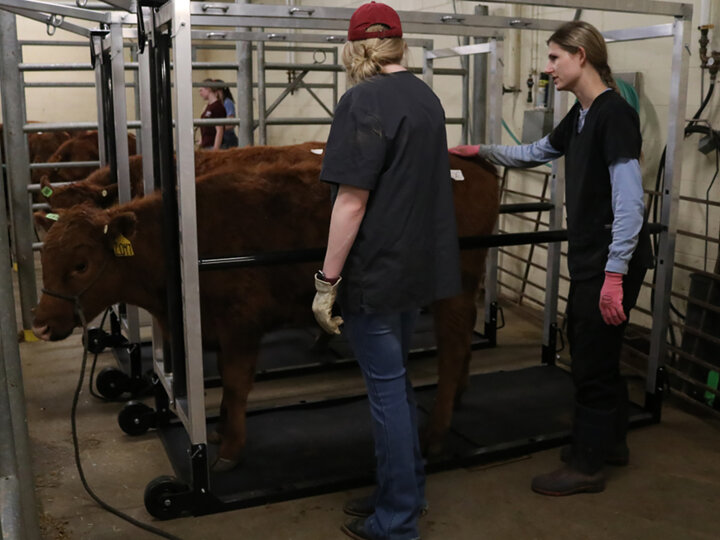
[108,16,142,344]
[257,39,267,145]
[647,16,692,415]
[92,33,109,167]
[0,81,40,540]
[0,10,37,331]
[484,37,504,344]
[235,0,253,146]
[542,89,569,365]
[472,4,489,143]
[169,0,207,454]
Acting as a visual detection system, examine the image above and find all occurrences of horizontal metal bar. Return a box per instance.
[499,202,554,214]
[29,160,99,170]
[665,365,720,398]
[426,42,492,60]
[466,0,691,18]
[4,5,92,37]
[501,188,545,201]
[667,344,720,375]
[603,23,675,43]
[677,228,720,244]
[199,230,574,271]
[670,320,720,348]
[187,4,562,33]
[0,0,110,23]
[679,194,720,208]
[674,263,720,282]
[27,181,73,192]
[24,81,138,88]
[501,214,550,227]
[23,120,141,132]
[667,389,720,421]
[670,290,720,318]
[18,63,92,71]
[264,62,342,72]
[32,203,50,210]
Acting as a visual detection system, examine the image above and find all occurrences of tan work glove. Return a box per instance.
[312,274,344,335]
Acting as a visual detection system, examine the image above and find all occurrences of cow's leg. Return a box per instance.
[213,339,259,472]
[424,276,478,456]
[208,354,225,445]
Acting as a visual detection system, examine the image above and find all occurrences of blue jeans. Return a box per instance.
[342,309,425,540]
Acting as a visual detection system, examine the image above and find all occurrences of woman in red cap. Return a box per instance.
[312,2,461,539]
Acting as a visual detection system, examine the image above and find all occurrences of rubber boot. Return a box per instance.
[560,384,630,466]
[532,404,615,496]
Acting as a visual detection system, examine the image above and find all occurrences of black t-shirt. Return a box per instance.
[548,90,653,280]
[200,100,226,148]
[320,71,462,313]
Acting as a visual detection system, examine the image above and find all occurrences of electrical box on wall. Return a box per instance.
[522,110,554,143]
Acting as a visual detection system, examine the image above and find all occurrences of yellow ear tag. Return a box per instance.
[101,189,108,198]
[113,234,135,257]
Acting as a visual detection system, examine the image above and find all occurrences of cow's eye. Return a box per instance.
[73,262,87,274]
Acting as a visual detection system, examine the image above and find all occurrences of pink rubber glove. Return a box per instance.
[599,271,626,326]
[448,144,481,158]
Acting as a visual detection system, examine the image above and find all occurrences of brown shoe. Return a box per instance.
[343,496,374,518]
[531,465,605,496]
[341,518,374,540]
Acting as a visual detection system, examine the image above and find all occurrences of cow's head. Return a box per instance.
[32,205,136,341]
[39,175,119,210]
[44,137,99,184]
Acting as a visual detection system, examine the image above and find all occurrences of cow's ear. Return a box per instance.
[39,176,53,199]
[34,211,56,232]
[105,211,137,239]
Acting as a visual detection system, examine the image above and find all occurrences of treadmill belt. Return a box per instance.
[157,365,652,511]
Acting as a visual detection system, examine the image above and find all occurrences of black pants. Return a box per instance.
[566,266,646,471]
[568,266,646,411]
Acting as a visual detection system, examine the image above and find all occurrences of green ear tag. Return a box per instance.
[41,186,53,197]
[113,234,135,257]
[46,213,59,221]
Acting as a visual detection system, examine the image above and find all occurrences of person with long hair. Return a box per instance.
[198,79,226,150]
[214,80,239,148]
[451,20,653,496]
[313,2,461,538]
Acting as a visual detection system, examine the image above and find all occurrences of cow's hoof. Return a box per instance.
[211,456,243,473]
[207,430,222,445]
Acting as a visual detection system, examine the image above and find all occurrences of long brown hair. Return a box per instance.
[547,21,617,92]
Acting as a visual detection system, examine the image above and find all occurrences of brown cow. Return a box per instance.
[41,142,330,210]
[42,131,137,184]
[32,146,499,469]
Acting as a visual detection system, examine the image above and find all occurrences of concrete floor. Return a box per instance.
[14,297,720,540]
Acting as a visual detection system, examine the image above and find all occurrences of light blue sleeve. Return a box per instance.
[477,135,562,168]
[606,158,645,274]
[224,98,236,117]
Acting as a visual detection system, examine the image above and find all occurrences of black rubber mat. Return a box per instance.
[156,364,653,511]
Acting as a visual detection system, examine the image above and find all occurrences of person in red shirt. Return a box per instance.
[198,79,226,150]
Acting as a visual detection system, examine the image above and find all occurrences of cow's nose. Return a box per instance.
[32,324,51,341]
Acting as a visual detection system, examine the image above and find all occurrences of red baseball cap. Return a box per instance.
[347,2,403,42]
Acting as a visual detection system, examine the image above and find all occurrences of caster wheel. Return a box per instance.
[144,475,189,520]
[85,328,110,354]
[118,400,154,436]
[95,367,129,400]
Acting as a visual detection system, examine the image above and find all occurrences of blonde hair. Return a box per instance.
[547,21,618,92]
[342,24,408,85]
